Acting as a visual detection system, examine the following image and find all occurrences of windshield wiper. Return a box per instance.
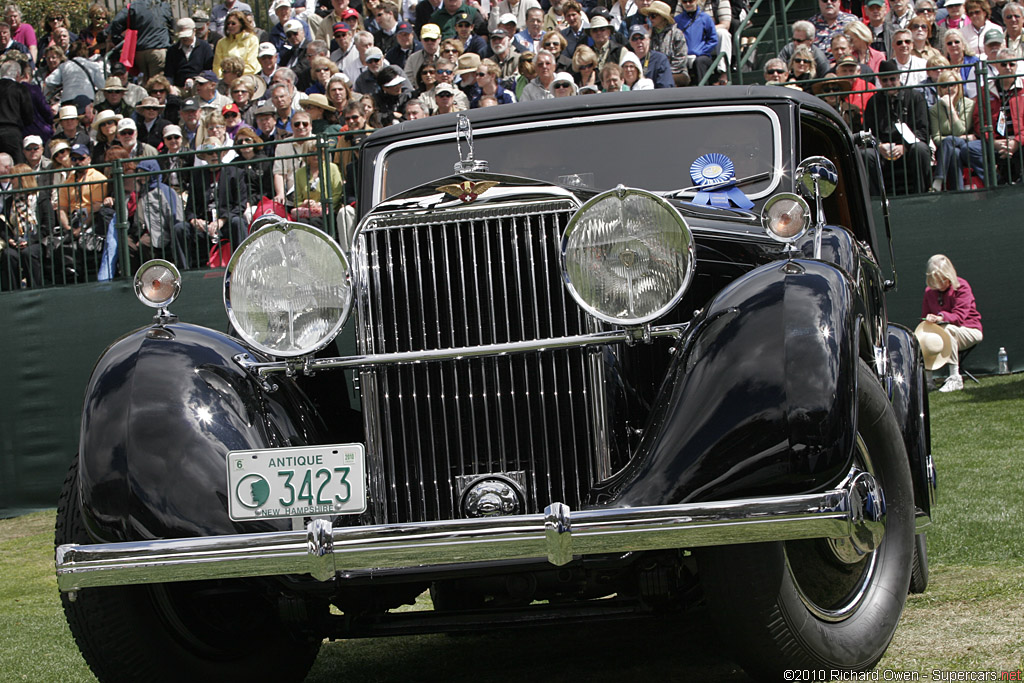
[663,172,772,198]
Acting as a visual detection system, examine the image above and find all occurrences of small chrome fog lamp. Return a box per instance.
[134,260,181,309]
[761,193,811,244]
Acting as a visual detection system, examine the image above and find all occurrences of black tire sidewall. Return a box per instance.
[699,361,916,677]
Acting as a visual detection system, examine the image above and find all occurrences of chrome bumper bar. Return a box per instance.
[56,473,888,593]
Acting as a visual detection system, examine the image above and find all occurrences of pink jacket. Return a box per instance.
[922,277,983,332]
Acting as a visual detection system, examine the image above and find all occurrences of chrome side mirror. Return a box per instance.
[796,156,838,199]
[794,156,838,260]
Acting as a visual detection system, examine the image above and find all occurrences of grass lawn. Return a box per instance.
[2,374,1022,682]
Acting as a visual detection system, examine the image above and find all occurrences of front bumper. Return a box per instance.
[57,472,888,592]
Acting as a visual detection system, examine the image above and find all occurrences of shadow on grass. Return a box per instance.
[953,373,1024,404]
[308,608,755,683]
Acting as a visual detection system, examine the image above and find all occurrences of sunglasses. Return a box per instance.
[967,9,984,15]
[442,48,459,53]
[919,7,935,12]
[475,71,488,77]
[436,69,453,75]
[150,88,167,94]
[164,134,182,140]
[894,39,912,45]
[946,39,961,45]
[437,91,453,96]
[232,89,249,94]
[766,68,786,74]
[910,24,928,29]
[1006,14,1024,19]
[821,85,843,93]
[793,58,811,64]
[315,67,331,72]
[344,115,362,122]
[579,63,595,69]
[293,121,311,127]
[25,145,40,150]
[101,120,117,126]
[71,155,86,161]
[544,41,561,47]
[422,69,436,74]
[118,130,135,135]
[224,112,239,117]
[553,82,572,89]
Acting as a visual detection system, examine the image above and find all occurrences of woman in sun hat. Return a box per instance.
[918,254,983,392]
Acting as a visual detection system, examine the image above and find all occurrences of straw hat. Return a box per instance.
[299,93,336,112]
[641,0,674,23]
[914,321,954,370]
[58,105,80,120]
[91,109,123,130]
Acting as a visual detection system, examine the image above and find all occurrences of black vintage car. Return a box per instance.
[55,87,935,682]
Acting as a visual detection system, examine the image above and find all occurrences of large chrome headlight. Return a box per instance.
[224,221,352,358]
[561,187,695,326]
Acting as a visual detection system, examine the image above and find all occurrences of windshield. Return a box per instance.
[374,106,785,205]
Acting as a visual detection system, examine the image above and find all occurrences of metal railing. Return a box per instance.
[1,132,363,293]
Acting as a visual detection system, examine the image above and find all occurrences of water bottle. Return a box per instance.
[997,347,1009,375]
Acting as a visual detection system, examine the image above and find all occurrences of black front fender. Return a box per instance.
[596,259,860,508]
[78,323,337,543]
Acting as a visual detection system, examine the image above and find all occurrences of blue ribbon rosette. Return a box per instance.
[689,153,754,210]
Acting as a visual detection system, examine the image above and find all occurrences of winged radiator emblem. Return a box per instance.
[438,180,500,203]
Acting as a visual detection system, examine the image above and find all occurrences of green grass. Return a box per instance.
[2,374,1023,682]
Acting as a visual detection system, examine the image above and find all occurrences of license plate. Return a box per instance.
[227,444,366,521]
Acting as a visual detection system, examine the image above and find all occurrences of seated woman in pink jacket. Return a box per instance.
[921,254,983,392]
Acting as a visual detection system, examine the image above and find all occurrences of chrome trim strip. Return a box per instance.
[370,106,785,205]
[237,324,689,377]
[57,480,876,592]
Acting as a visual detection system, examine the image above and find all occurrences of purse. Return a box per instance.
[208,240,232,268]
[120,4,138,69]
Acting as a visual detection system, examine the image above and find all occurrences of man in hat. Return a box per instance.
[587,14,624,72]
[22,136,50,175]
[627,25,675,88]
[134,96,172,149]
[269,0,310,50]
[256,42,281,90]
[454,12,486,55]
[514,8,544,53]
[252,101,282,143]
[280,19,311,75]
[211,0,253,37]
[864,0,894,54]
[486,27,521,79]
[454,51,481,97]
[404,23,444,81]
[157,125,187,196]
[863,59,931,193]
[431,0,484,39]
[354,46,388,94]
[192,9,222,46]
[94,77,134,120]
[102,63,148,109]
[195,71,232,113]
[386,22,421,68]
[814,73,863,131]
[330,23,356,64]
[178,99,203,150]
[116,118,159,158]
[56,144,108,240]
[51,105,91,152]
[315,0,357,45]
[644,0,690,86]
[166,17,215,88]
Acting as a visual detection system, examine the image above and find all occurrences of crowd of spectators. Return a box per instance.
[764,0,1023,196]
[0,0,1021,291]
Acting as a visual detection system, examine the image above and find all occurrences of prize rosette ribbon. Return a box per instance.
[689,153,754,210]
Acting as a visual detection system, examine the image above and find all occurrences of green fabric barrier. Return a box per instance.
[2,189,1021,517]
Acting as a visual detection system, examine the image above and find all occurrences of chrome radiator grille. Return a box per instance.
[356,200,604,524]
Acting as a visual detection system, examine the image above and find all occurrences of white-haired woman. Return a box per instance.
[920,254,983,392]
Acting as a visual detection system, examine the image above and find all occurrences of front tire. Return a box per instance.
[55,458,322,683]
[698,361,915,680]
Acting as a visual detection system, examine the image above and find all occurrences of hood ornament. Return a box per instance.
[454,114,488,173]
[438,179,500,203]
